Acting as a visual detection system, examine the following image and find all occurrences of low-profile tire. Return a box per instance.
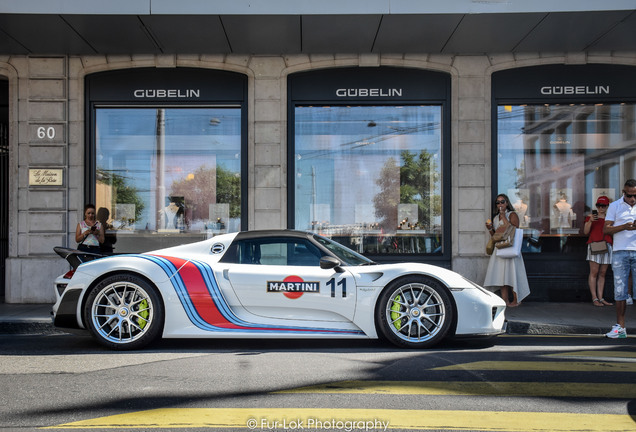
[376,275,454,349]
[83,273,164,350]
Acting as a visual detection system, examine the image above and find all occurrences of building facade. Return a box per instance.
[1,2,636,303]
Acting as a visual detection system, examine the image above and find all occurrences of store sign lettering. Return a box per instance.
[336,88,403,97]
[133,89,201,98]
[540,86,610,95]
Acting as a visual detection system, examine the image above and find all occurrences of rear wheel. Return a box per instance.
[84,274,163,350]
[376,276,453,349]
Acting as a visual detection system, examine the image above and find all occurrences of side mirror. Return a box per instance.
[320,256,345,273]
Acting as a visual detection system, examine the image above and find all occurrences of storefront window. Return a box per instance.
[95,107,242,252]
[294,105,443,255]
[497,103,636,254]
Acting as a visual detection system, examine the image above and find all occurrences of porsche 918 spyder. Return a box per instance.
[52,230,506,350]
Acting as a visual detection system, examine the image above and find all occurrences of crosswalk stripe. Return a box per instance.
[275,380,636,398]
[45,408,635,431]
[431,361,636,372]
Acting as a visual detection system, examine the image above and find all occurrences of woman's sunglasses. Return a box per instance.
[596,204,607,208]
[495,200,506,204]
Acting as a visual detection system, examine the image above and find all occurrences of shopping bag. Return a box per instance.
[496,229,523,258]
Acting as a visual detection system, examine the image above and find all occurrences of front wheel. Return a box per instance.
[376,276,454,349]
[84,274,164,350]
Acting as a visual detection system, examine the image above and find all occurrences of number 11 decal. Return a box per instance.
[327,278,347,298]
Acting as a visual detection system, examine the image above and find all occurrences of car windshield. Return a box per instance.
[313,235,375,266]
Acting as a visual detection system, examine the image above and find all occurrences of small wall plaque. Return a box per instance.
[29,168,64,186]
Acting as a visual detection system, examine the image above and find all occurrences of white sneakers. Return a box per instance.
[605,296,631,338]
[605,324,627,339]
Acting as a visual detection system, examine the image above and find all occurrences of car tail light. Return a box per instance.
[63,270,75,279]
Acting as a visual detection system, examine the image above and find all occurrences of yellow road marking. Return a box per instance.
[276,380,636,398]
[45,408,635,431]
[431,361,636,372]
[544,350,636,359]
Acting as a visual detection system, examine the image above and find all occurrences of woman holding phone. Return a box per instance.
[583,196,613,306]
[75,203,105,253]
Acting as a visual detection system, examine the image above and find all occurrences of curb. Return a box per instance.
[0,322,66,335]
[506,320,633,336]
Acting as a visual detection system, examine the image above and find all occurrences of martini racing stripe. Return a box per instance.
[141,255,363,335]
[192,259,237,321]
[136,255,208,330]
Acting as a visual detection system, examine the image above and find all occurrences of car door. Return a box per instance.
[218,237,356,322]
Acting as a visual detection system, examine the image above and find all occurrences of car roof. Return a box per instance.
[233,229,313,241]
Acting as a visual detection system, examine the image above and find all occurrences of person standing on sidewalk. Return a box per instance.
[603,179,636,338]
[75,203,104,254]
[484,193,530,307]
[583,195,613,307]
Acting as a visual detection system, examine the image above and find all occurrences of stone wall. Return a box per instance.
[2,52,635,302]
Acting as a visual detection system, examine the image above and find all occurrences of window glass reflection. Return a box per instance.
[95,107,241,253]
[294,105,443,255]
[497,103,636,254]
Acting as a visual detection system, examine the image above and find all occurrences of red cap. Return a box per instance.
[596,196,610,205]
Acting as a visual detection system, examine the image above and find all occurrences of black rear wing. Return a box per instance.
[53,246,105,270]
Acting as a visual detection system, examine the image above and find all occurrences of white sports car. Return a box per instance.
[52,230,506,350]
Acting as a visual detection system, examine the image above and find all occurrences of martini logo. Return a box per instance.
[267,276,320,299]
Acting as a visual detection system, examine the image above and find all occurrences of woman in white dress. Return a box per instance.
[484,194,531,307]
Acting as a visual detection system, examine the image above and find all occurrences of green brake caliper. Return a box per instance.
[390,295,402,330]
[137,299,149,329]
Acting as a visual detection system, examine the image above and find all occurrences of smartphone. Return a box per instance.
[592,210,598,216]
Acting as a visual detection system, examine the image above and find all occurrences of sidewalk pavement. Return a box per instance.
[0,301,634,336]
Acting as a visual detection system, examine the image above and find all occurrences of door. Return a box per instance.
[218,237,356,322]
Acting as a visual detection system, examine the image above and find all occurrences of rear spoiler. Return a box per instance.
[53,246,105,270]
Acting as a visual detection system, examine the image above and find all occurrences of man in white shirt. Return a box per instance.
[603,179,636,338]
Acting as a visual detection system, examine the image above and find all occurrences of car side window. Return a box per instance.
[288,241,322,266]
[259,242,287,265]
[224,238,323,266]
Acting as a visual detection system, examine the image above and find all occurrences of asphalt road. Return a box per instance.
[0,332,634,431]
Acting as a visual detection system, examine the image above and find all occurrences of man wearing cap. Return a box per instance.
[583,195,613,307]
[603,179,636,338]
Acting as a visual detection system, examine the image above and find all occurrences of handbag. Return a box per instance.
[496,229,523,258]
[590,241,608,255]
[486,224,507,255]
[494,223,516,249]
[486,222,515,255]
[486,237,496,255]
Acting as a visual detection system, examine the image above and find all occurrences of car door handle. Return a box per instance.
[223,269,230,280]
